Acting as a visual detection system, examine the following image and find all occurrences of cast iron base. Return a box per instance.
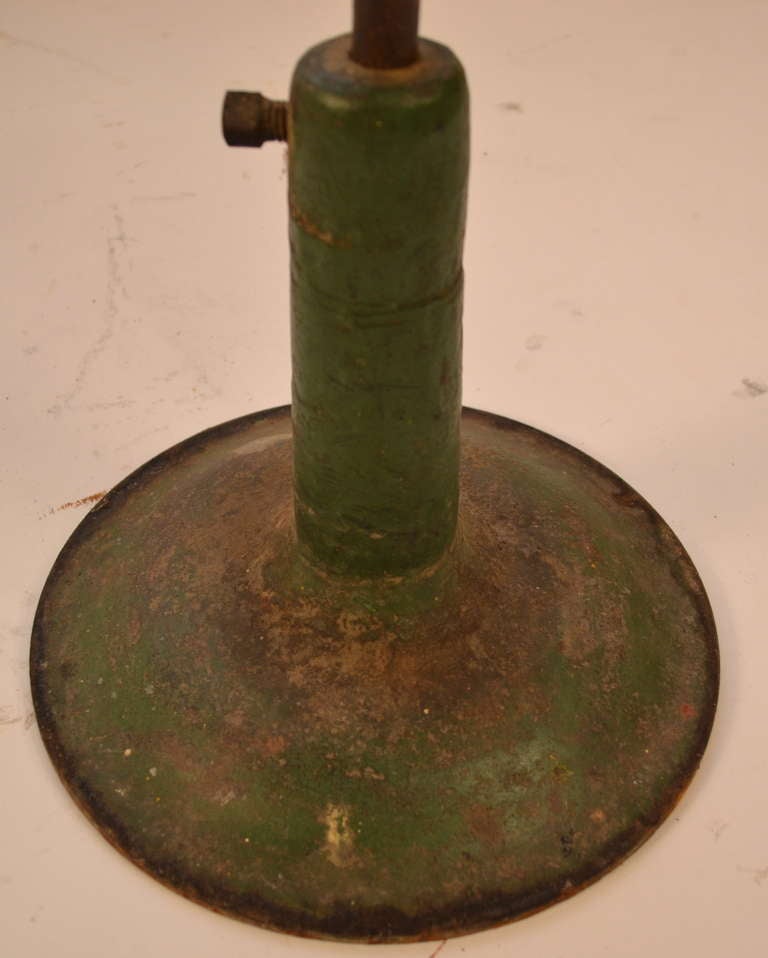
[31,407,718,942]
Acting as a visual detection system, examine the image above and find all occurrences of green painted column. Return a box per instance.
[289,34,469,577]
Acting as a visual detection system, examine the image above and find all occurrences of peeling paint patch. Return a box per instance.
[214,787,237,807]
[322,803,356,867]
[346,767,385,781]
[234,433,290,456]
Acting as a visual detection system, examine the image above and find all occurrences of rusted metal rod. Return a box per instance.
[350,0,420,69]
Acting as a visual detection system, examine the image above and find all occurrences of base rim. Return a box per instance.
[31,406,718,942]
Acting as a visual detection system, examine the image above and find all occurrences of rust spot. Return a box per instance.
[466,804,505,848]
[680,703,696,719]
[224,708,246,728]
[336,610,382,639]
[260,734,288,758]
[290,199,349,247]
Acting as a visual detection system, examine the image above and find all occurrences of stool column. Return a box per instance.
[288,34,469,577]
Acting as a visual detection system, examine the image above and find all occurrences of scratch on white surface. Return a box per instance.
[49,206,129,415]
[113,423,170,453]
[84,398,136,410]
[191,366,223,402]
[709,819,728,841]
[0,28,122,81]
[40,491,107,518]
[131,192,198,202]
[525,333,547,351]
[0,707,22,727]
[735,377,768,398]
[739,865,768,887]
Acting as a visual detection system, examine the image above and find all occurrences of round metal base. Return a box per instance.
[31,407,718,943]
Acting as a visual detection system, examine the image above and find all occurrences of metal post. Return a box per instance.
[350,0,420,68]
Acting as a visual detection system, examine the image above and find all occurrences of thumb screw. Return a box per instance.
[222,92,288,147]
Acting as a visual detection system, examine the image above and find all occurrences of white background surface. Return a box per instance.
[2,1,767,955]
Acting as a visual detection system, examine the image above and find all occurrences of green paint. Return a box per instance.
[289,36,469,576]
[32,409,718,940]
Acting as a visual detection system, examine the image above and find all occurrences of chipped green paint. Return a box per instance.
[289,36,468,576]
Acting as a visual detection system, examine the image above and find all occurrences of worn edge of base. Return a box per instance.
[29,405,720,943]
